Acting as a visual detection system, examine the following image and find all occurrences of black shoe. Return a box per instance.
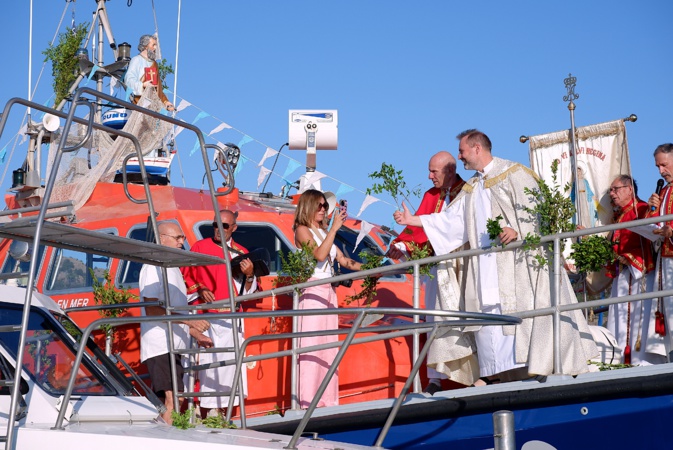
[423,383,442,395]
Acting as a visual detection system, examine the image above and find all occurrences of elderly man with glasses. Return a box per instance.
[139,221,212,424]
[181,209,256,418]
[606,175,662,365]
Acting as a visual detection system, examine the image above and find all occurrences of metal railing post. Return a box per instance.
[493,410,516,450]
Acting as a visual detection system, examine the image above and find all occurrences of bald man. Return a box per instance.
[387,151,466,394]
[181,209,257,417]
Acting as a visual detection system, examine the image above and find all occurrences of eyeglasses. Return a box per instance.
[317,202,329,211]
[161,234,186,242]
[212,222,233,229]
[609,185,630,193]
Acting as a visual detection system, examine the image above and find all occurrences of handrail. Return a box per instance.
[0,89,228,448]
[51,306,520,430]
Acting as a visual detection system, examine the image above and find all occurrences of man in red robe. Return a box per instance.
[646,143,673,361]
[388,151,465,258]
[181,209,257,418]
[606,175,661,365]
[387,151,465,394]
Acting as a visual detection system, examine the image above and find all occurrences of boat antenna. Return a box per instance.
[261,143,289,193]
[172,0,182,112]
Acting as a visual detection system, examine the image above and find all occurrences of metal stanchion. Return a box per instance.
[493,410,516,450]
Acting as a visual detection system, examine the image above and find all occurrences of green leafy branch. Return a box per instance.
[275,242,317,292]
[171,408,237,430]
[345,252,385,306]
[570,235,616,274]
[156,58,174,91]
[486,215,505,247]
[43,23,89,106]
[366,162,421,210]
[406,240,436,278]
[522,159,576,265]
[90,269,135,337]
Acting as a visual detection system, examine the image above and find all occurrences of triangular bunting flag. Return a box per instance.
[335,183,354,199]
[109,76,118,96]
[234,154,248,176]
[208,122,231,136]
[258,147,278,167]
[191,111,209,125]
[357,194,380,217]
[354,220,375,251]
[87,64,100,82]
[189,137,201,157]
[19,124,28,144]
[176,99,192,112]
[257,166,272,188]
[304,171,326,187]
[238,135,253,148]
[282,159,302,179]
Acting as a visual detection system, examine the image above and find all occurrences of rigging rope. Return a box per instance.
[0,2,71,188]
[172,0,185,187]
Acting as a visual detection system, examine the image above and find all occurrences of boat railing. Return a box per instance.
[169,211,672,416]
[0,89,236,450]
[49,306,521,432]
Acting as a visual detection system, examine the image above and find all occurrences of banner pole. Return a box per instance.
[564,73,581,226]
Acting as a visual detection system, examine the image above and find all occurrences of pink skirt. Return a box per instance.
[297,280,339,408]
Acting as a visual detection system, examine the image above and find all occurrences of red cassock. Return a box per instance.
[392,175,465,254]
[181,238,248,314]
[608,198,654,278]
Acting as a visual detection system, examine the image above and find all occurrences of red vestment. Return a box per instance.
[648,184,673,258]
[392,175,465,254]
[608,198,654,277]
[181,238,248,313]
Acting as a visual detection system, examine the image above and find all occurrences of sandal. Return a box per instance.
[471,377,499,387]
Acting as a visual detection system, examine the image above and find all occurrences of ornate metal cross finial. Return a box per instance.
[563,73,579,102]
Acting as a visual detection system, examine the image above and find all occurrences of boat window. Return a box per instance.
[0,304,117,397]
[44,247,111,294]
[0,244,46,287]
[196,222,292,274]
[117,222,188,287]
[334,227,402,280]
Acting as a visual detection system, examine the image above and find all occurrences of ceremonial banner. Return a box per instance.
[528,119,631,294]
[529,119,631,230]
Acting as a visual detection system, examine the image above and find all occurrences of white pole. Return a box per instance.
[172,0,182,108]
[28,0,33,119]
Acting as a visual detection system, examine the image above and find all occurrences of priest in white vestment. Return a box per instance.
[395,129,598,384]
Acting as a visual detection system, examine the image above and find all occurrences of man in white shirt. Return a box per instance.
[139,221,211,424]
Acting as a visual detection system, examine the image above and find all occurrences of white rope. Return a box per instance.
[173,0,186,187]
[0,2,70,188]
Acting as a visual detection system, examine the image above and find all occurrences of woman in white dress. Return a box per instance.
[293,189,362,408]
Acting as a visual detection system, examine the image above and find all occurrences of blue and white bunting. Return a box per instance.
[191,111,210,125]
[356,194,380,217]
[258,147,278,167]
[282,159,302,179]
[257,166,272,188]
[354,220,375,251]
[208,122,231,136]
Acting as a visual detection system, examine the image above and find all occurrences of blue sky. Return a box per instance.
[1,0,671,229]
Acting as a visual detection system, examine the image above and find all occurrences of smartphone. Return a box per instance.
[339,199,347,214]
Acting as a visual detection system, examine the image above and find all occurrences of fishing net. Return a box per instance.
[45,88,171,210]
